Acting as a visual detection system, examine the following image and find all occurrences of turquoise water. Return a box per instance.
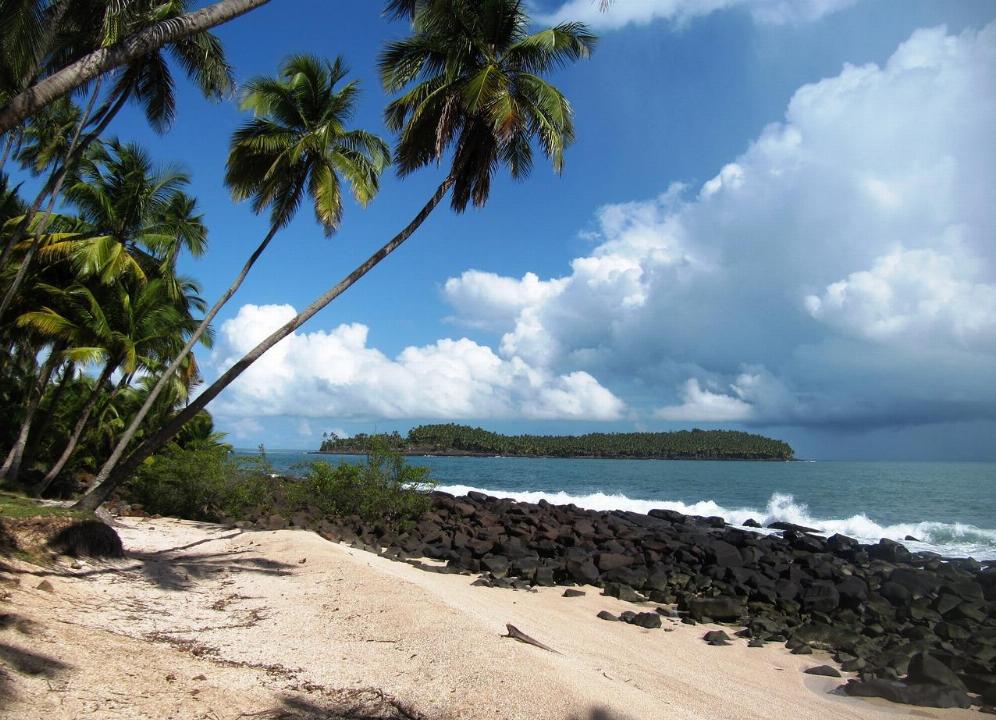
[246,451,996,560]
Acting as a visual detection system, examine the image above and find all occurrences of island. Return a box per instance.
[317,423,795,461]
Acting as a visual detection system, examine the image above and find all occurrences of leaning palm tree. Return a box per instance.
[75,1,595,510]
[75,54,389,509]
[0,0,266,132]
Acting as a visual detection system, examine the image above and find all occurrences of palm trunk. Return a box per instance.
[0,343,66,485]
[0,78,106,321]
[33,361,116,497]
[19,359,75,475]
[0,0,271,133]
[74,176,454,511]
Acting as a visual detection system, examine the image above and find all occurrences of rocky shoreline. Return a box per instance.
[246,490,996,713]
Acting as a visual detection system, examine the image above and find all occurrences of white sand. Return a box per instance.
[0,517,977,719]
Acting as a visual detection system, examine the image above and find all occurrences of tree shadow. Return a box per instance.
[5,530,295,591]
[0,640,73,704]
[260,689,425,719]
[566,709,631,720]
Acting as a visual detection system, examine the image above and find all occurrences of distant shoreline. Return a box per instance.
[308,450,792,462]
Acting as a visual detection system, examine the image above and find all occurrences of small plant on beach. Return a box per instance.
[296,439,435,523]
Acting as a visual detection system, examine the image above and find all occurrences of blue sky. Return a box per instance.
[24,0,996,458]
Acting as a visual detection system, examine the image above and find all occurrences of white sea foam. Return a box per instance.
[436,485,996,561]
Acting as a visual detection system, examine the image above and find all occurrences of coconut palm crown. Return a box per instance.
[379,0,596,211]
[225,54,390,236]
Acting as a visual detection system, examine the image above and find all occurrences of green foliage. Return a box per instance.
[294,440,434,523]
[128,440,435,525]
[320,423,795,461]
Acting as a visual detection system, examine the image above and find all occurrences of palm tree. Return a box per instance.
[0,0,266,132]
[75,54,389,510]
[74,1,595,510]
[0,0,233,320]
[24,277,207,495]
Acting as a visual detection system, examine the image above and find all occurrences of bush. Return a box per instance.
[293,440,434,523]
[127,440,434,526]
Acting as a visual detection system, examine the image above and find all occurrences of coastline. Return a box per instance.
[309,450,794,462]
[3,514,978,720]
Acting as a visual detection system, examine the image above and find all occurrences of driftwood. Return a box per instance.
[501,623,561,654]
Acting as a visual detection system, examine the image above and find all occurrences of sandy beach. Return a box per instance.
[0,517,978,719]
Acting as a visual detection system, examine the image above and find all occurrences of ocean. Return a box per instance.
[241,451,996,561]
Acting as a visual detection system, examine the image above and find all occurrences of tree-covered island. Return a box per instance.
[318,423,795,461]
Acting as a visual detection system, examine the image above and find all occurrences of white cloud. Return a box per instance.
[537,0,857,31]
[443,270,566,330]
[210,304,625,422]
[441,23,996,428]
[655,378,753,421]
[805,247,996,346]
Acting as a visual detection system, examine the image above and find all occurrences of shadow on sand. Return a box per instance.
[3,529,295,590]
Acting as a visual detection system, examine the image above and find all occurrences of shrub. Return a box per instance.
[127,440,434,526]
[294,440,434,523]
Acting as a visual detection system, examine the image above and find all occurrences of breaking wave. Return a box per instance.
[436,485,996,561]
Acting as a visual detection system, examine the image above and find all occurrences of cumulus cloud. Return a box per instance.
[210,304,624,422]
[805,247,996,347]
[537,0,857,31]
[442,23,996,429]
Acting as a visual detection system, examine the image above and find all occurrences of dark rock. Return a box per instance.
[703,630,732,646]
[566,559,600,585]
[868,538,912,564]
[748,638,765,647]
[791,644,813,655]
[905,535,921,542]
[804,665,842,678]
[686,596,744,622]
[627,612,663,629]
[602,582,644,603]
[835,576,869,608]
[802,581,840,613]
[768,521,820,534]
[481,555,510,577]
[844,679,971,709]
[707,540,743,567]
[907,653,967,692]
[562,588,586,598]
[596,552,635,572]
[743,518,762,528]
[596,610,618,622]
[47,520,124,558]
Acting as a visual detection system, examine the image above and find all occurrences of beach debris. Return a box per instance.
[501,624,560,654]
[36,580,55,593]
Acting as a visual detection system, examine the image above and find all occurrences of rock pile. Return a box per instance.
[269,490,994,712]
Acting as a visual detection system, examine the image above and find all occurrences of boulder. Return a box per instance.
[907,653,967,692]
[844,679,971,709]
[804,665,842,678]
[686,596,744,622]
